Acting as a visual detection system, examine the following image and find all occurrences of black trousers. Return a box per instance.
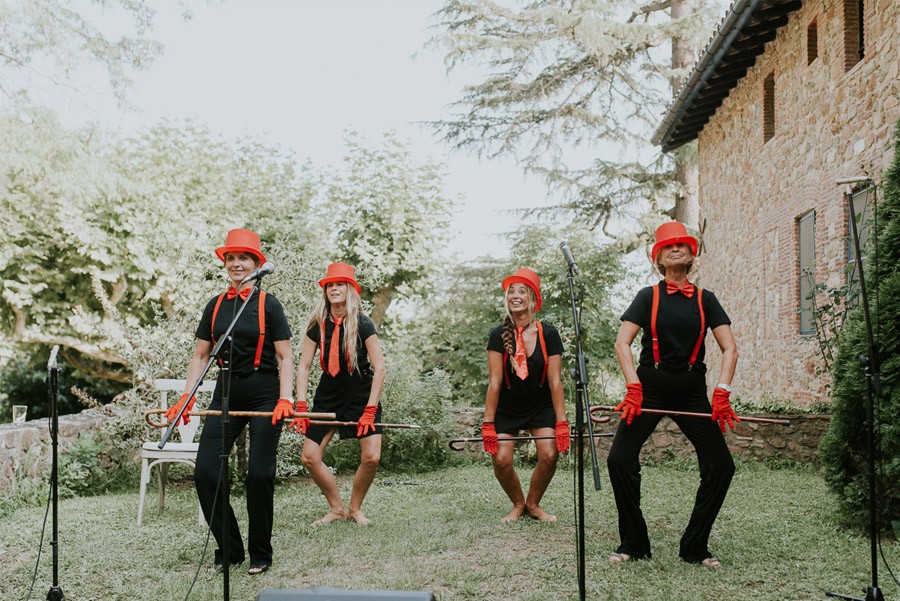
[194,372,282,566]
[606,365,735,562]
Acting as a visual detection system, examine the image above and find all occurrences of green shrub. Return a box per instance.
[819,119,900,530]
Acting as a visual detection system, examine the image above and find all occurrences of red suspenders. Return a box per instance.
[210,290,267,369]
[502,321,549,387]
[650,283,705,369]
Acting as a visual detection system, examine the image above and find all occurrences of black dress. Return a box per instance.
[487,322,563,434]
[305,313,382,444]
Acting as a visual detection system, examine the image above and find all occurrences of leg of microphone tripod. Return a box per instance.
[824,363,884,601]
[576,387,586,601]
[47,364,65,601]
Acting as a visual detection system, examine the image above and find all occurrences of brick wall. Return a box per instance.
[695,0,899,407]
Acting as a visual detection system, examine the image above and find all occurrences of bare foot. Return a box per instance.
[700,556,721,568]
[500,505,525,523]
[525,504,557,522]
[348,509,371,525]
[312,509,347,526]
[609,552,632,564]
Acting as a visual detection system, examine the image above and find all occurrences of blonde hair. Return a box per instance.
[501,285,537,372]
[306,283,364,373]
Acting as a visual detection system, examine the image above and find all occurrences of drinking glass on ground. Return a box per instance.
[12,405,27,424]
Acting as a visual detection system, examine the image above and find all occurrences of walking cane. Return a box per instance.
[589,405,792,426]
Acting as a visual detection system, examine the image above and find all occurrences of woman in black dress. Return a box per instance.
[293,262,386,525]
[167,228,294,575]
[482,268,569,522]
[607,221,739,567]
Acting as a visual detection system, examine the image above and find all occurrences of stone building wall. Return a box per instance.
[694,0,899,407]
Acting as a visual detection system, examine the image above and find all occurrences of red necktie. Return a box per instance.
[514,326,529,380]
[225,287,252,300]
[666,280,695,298]
[328,317,343,377]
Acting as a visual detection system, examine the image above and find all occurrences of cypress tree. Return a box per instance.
[820,119,900,529]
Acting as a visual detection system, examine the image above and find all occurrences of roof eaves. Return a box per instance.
[652,0,764,152]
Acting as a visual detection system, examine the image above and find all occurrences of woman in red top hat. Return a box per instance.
[292,262,386,525]
[607,221,739,567]
[482,268,569,522]
[166,228,294,575]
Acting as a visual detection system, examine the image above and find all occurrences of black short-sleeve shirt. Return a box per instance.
[487,321,564,416]
[307,314,378,407]
[621,282,730,374]
[196,291,292,376]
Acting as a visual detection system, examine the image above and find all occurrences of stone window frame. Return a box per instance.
[806,17,819,65]
[846,184,875,307]
[762,70,776,144]
[797,209,816,335]
[842,0,865,71]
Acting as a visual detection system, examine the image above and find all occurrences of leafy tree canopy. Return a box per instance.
[430,0,722,233]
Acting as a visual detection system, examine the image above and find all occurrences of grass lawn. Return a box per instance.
[1,459,898,600]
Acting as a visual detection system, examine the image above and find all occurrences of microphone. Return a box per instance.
[240,262,275,285]
[559,241,580,276]
[48,345,60,370]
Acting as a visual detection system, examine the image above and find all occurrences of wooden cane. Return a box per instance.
[448,431,614,451]
[144,409,337,428]
[589,405,792,426]
[304,420,421,429]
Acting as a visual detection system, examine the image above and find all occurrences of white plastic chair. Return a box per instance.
[137,378,216,526]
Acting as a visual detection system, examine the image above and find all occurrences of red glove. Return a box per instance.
[615,382,643,425]
[357,405,378,437]
[711,387,740,432]
[555,421,570,453]
[271,398,294,426]
[290,400,311,434]
[481,422,498,455]
[165,393,196,426]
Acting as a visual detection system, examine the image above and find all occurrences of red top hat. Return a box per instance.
[651,222,698,262]
[502,268,542,312]
[215,228,266,264]
[319,262,361,295]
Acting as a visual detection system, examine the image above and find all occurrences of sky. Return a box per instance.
[53,0,553,261]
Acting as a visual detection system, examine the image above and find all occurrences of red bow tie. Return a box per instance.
[666,280,695,298]
[226,287,252,300]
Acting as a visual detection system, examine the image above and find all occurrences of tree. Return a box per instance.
[419,219,626,405]
[430,0,721,235]
[0,0,167,106]
[321,132,457,327]
[0,112,318,403]
[819,120,900,530]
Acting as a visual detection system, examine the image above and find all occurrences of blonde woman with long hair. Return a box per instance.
[482,268,569,523]
[293,262,386,525]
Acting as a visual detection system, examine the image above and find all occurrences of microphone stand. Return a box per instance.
[160,281,262,601]
[46,346,64,601]
[564,264,602,601]
[825,184,884,601]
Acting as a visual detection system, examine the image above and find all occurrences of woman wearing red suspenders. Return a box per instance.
[166,228,294,575]
[607,222,739,567]
[482,268,569,522]
[293,262,386,526]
